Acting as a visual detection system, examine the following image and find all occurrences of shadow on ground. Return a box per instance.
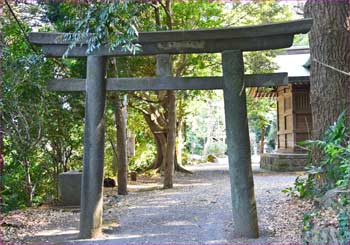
[24,161,303,244]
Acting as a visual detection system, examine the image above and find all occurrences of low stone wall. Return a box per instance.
[59,171,82,206]
[260,153,308,171]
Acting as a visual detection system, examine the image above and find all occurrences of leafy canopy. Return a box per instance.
[62,1,146,57]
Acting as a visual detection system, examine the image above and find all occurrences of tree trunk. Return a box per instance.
[174,152,192,174]
[112,144,118,176]
[24,160,33,207]
[260,126,265,154]
[150,133,164,169]
[176,118,184,166]
[304,1,350,162]
[144,113,192,174]
[164,90,176,188]
[55,163,59,199]
[143,112,166,170]
[114,94,128,195]
[156,54,176,188]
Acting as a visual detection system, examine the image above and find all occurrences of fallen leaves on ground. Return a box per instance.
[1,163,313,244]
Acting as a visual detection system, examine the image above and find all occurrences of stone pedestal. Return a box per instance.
[59,171,82,206]
[260,153,308,171]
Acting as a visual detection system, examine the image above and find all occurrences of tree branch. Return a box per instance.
[130,92,163,104]
[158,0,173,30]
[175,54,188,77]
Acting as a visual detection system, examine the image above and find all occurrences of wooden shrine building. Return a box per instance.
[28,19,312,240]
[260,47,312,171]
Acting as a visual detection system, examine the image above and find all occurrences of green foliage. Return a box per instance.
[302,203,350,244]
[129,142,156,173]
[184,92,225,156]
[2,5,86,211]
[293,112,350,199]
[266,119,277,150]
[2,1,298,212]
[127,106,155,172]
[293,34,309,46]
[288,112,350,244]
[338,208,350,244]
[247,96,277,151]
[284,111,350,201]
[282,176,314,198]
[227,1,292,26]
[172,1,223,29]
[231,1,292,153]
[301,211,315,240]
[286,112,350,200]
[2,7,57,209]
[61,1,146,57]
[206,143,227,157]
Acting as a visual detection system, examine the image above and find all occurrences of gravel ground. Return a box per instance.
[1,161,311,244]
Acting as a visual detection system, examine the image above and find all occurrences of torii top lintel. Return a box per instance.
[28,19,312,58]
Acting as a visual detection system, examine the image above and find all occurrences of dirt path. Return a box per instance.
[1,161,310,244]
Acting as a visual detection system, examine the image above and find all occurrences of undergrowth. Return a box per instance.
[283,112,350,244]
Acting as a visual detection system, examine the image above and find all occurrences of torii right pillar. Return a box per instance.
[222,50,259,238]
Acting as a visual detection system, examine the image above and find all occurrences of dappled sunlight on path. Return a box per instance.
[3,161,309,244]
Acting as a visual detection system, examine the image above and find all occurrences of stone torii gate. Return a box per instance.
[28,18,312,239]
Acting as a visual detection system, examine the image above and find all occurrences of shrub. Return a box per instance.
[206,142,227,157]
[290,112,350,198]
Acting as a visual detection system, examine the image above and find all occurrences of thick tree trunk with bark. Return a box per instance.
[304,1,350,161]
[114,94,128,195]
[144,112,191,174]
[139,0,190,178]
[151,133,164,169]
[143,112,166,170]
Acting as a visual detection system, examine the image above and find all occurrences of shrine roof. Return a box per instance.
[275,47,310,82]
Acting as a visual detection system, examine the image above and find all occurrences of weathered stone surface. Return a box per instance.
[127,134,136,157]
[302,188,350,245]
[29,19,312,45]
[260,153,308,171]
[303,226,341,244]
[79,55,107,239]
[319,188,350,208]
[46,73,288,92]
[222,50,258,238]
[58,171,81,206]
[28,19,312,57]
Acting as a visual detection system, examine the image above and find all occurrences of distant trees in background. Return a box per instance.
[1,0,294,211]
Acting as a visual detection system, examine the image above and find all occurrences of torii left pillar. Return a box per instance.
[80,55,107,238]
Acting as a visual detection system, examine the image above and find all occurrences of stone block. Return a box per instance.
[59,171,82,206]
[260,153,308,171]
